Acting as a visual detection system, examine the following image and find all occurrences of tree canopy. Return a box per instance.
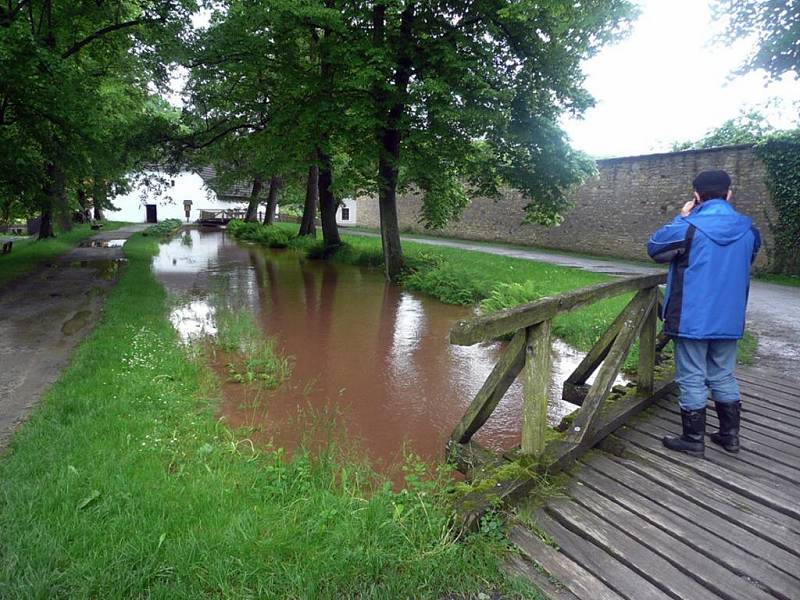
[714,0,800,80]
[0,0,195,236]
[671,108,778,150]
[2,0,636,277]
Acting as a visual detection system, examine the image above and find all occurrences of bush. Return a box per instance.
[227,220,292,248]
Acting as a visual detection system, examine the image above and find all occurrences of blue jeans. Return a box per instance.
[674,338,741,411]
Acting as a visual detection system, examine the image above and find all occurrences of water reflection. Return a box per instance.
[154,229,628,473]
[170,299,217,342]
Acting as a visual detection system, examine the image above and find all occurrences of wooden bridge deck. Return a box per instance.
[508,367,800,600]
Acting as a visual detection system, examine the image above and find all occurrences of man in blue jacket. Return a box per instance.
[647,170,760,457]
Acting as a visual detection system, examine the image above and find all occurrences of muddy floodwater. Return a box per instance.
[153,228,599,474]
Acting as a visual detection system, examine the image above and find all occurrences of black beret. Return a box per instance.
[692,170,731,193]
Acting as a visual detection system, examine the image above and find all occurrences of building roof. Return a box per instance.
[196,165,266,200]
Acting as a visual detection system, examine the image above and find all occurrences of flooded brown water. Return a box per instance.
[153,228,594,474]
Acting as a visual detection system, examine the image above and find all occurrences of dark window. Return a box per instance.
[341,206,350,221]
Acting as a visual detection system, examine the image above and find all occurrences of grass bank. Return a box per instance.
[0,231,535,598]
[0,221,126,288]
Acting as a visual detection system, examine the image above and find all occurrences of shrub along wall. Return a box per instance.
[356,145,775,269]
[755,131,800,276]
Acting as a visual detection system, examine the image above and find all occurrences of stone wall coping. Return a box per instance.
[596,143,755,165]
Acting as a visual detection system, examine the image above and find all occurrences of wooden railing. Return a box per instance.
[447,273,674,526]
[198,209,250,222]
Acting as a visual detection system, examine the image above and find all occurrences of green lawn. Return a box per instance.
[345,225,800,289]
[0,221,126,288]
[0,232,536,599]
[755,273,800,287]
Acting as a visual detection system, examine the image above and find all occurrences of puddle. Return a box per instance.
[153,229,628,475]
[61,310,92,335]
[67,259,126,279]
[79,239,126,248]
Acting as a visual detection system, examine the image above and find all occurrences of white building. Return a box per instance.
[109,170,240,223]
[335,198,357,226]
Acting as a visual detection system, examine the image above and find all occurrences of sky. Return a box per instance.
[561,0,800,158]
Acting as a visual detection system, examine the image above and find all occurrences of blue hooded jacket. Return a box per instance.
[646,199,760,339]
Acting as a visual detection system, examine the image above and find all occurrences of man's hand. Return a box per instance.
[680,199,697,217]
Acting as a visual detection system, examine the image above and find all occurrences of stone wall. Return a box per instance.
[356,144,774,268]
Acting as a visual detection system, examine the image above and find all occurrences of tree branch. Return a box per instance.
[61,17,158,58]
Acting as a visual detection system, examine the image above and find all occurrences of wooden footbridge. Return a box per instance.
[445,273,800,600]
[197,208,249,225]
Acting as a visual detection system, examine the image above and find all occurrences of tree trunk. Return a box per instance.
[92,178,105,220]
[245,175,263,222]
[377,135,404,280]
[38,163,59,239]
[53,165,71,232]
[262,176,282,225]
[38,206,54,239]
[317,146,341,250]
[299,163,318,237]
[372,3,414,280]
[77,189,89,222]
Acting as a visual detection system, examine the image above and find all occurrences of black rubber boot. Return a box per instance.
[663,408,705,457]
[710,401,740,453]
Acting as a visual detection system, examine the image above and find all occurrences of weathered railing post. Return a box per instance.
[637,293,658,396]
[521,320,551,457]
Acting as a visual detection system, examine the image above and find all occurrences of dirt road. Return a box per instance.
[0,224,146,452]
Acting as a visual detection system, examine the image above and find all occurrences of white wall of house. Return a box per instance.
[336,198,357,226]
[109,171,235,223]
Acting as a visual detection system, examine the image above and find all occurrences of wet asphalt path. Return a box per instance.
[347,229,799,377]
[0,224,147,453]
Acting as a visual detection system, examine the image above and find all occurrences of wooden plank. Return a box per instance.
[577,461,800,594]
[544,380,677,474]
[641,413,800,485]
[737,372,800,398]
[735,380,800,409]
[585,455,800,572]
[450,330,526,443]
[738,383,800,411]
[637,303,657,397]
[565,289,656,447]
[739,366,800,388]
[617,427,800,520]
[450,273,666,346]
[653,404,800,463]
[533,511,673,600]
[502,553,580,600]
[509,524,626,600]
[522,321,552,457]
[609,439,800,538]
[631,417,800,495]
[560,487,779,600]
[544,498,724,600]
[738,392,800,419]
[656,398,800,443]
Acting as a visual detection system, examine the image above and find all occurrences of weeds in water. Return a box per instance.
[213,306,292,388]
[145,218,183,238]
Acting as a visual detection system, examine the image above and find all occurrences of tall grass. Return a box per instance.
[0,233,536,598]
[214,306,292,387]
